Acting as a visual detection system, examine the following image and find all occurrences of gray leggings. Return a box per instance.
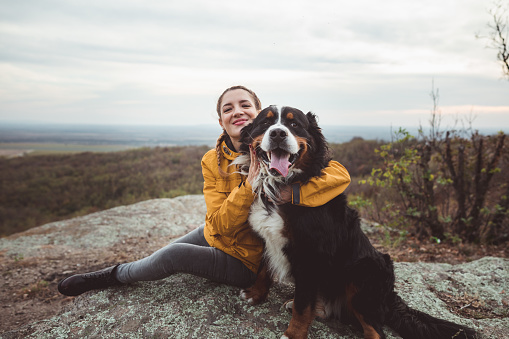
[115,225,257,288]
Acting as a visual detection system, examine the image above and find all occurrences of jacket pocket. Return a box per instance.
[215,178,236,193]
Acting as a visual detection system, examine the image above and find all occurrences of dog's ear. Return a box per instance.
[238,123,253,153]
[305,111,331,169]
[240,123,253,142]
[306,112,319,128]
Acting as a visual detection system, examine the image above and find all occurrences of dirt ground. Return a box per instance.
[1,229,507,334]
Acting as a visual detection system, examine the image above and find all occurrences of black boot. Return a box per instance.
[58,265,122,296]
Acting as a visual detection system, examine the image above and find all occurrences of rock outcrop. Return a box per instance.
[1,195,508,338]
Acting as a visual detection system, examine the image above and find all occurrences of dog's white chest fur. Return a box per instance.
[249,197,292,282]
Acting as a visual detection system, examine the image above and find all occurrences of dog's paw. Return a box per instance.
[283,298,328,320]
[283,299,293,313]
[239,287,267,305]
[282,330,306,339]
[239,289,254,304]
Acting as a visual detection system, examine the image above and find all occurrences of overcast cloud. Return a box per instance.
[0,0,508,128]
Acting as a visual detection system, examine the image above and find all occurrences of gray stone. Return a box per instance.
[0,196,507,338]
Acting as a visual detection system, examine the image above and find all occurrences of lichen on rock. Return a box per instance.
[0,196,508,338]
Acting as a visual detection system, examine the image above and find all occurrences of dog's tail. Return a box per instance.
[385,292,477,339]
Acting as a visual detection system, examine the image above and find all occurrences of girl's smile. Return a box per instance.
[233,118,249,126]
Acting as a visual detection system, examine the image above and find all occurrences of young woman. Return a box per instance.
[58,85,351,296]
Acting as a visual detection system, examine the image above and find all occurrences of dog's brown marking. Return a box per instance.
[354,311,381,339]
[252,135,264,150]
[267,110,274,118]
[284,303,315,339]
[241,262,272,305]
[293,136,309,169]
[295,136,308,153]
[346,283,381,339]
[287,112,294,120]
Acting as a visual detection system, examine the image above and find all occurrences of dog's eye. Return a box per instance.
[290,122,298,128]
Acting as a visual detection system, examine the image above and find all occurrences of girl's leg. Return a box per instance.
[115,225,256,288]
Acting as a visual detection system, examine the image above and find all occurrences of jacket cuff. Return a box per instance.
[241,179,253,192]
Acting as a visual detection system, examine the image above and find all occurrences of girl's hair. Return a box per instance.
[215,85,262,176]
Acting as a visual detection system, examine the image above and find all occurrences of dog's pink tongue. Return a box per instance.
[270,152,291,177]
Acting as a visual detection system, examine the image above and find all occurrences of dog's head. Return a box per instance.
[239,105,330,183]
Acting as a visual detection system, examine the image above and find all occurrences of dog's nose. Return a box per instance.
[270,128,287,144]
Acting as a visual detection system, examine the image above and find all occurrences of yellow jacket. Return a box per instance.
[201,140,351,273]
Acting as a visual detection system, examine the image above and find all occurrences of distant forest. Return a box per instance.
[0,146,210,236]
[0,139,382,237]
[1,134,507,245]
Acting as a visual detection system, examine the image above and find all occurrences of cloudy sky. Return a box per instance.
[1,0,508,129]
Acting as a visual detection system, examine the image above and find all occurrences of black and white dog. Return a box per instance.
[235,106,475,339]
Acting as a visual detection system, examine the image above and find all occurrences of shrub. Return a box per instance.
[359,127,508,244]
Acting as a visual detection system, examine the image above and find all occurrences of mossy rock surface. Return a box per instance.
[0,196,507,338]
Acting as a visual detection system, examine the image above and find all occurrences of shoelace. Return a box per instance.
[83,270,110,280]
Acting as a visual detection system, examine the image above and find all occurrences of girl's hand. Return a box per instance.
[267,185,292,205]
[274,185,292,204]
[247,145,260,186]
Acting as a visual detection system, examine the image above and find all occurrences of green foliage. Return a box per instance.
[348,194,372,210]
[362,128,418,189]
[355,126,509,245]
[2,131,507,247]
[13,253,24,262]
[0,146,209,236]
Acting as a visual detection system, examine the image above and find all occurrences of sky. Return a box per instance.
[1,0,508,129]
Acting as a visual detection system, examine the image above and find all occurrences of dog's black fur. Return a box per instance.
[238,106,476,339]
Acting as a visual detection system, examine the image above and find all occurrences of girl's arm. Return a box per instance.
[201,150,255,238]
[291,160,351,207]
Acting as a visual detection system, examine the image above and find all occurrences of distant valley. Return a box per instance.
[0,122,505,156]
[0,123,405,155]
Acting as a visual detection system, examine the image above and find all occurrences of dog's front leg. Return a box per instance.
[282,280,318,339]
[240,258,273,305]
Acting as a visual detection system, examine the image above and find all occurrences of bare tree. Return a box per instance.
[478,1,509,79]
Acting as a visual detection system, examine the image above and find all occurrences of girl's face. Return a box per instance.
[218,89,259,143]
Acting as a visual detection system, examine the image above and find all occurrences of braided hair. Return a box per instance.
[215,86,261,177]
[215,130,230,177]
